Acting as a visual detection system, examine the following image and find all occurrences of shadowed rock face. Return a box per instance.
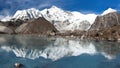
[15,17,58,34]
[86,25,120,40]
[0,19,24,32]
[0,26,13,34]
[0,22,13,34]
[85,12,120,40]
[89,12,120,31]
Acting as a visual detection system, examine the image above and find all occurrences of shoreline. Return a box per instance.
[0,33,120,42]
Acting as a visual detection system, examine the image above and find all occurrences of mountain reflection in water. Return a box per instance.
[0,35,120,68]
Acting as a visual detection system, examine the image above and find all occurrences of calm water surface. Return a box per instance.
[0,35,120,68]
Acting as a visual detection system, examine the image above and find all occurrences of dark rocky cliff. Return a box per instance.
[15,17,58,35]
[89,12,120,31]
[86,12,120,40]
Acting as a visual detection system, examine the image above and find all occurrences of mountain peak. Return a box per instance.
[49,5,62,11]
[27,8,40,11]
[51,5,58,8]
[51,5,60,9]
[101,8,117,15]
[12,8,42,20]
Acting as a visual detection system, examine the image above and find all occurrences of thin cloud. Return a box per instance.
[38,3,51,9]
[78,10,99,14]
[0,15,5,20]
[38,0,55,9]
[115,4,120,12]
[0,9,10,15]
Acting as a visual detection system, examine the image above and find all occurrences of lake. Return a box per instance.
[0,35,120,68]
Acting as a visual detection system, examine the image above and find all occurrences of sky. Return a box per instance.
[0,0,120,16]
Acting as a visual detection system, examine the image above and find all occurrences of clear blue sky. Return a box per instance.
[0,0,120,15]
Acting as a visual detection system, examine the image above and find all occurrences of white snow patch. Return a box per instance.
[12,8,42,20]
[101,8,117,15]
[1,16,12,22]
[41,6,97,31]
[2,6,118,31]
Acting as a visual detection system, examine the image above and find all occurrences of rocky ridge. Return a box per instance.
[15,17,58,35]
[86,11,120,40]
[2,6,97,31]
[0,7,120,41]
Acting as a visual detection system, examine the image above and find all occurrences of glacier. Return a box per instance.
[0,6,117,32]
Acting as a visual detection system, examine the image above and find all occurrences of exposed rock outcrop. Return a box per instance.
[86,12,120,40]
[86,25,120,40]
[89,12,120,31]
[0,19,24,30]
[15,17,58,35]
[0,22,13,34]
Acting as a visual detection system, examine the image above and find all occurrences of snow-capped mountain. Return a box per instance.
[41,6,73,22]
[89,8,120,31]
[1,6,118,32]
[12,8,42,20]
[10,6,97,31]
[40,6,75,31]
[101,8,117,16]
[40,6,97,31]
